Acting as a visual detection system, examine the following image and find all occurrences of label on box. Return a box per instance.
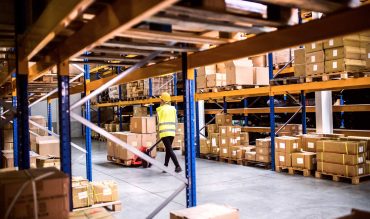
[333,49,337,57]
[311,56,315,62]
[359,146,364,153]
[307,142,314,148]
[359,167,363,175]
[311,43,316,49]
[223,148,227,154]
[221,129,226,134]
[212,139,216,147]
[329,39,334,46]
[297,158,304,164]
[313,64,318,71]
[358,157,364,163]
[368,53,370,59]
[232,151,236,156]
[293,143,298,149]
[333,61,337,69]
[279,156,285,162]
[221,139,226,144]
[103,188,112,196]
[279,143,285,149]
[78,191,88,199]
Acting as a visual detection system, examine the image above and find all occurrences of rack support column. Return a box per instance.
[149,78,153,116]
[301,91,307,134]
[223,97,227,114]
[84,61,92,181]
[58,60,72,210]
[12,73,19,167]
[194,69,200,158]
[182,52,197,207]
[243,98,248,126]
[340,94,345,128]
[47,98,52,135]
[268,53,276,171]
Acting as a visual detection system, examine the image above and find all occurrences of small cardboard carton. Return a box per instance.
[130,117,156,134]
[316,140,366,155]
[291,152,316,170]
[36,136,60,157]
[91,180,119,203]
[317,152,365,165]
[245,151,256,161]
[275,136,300,153]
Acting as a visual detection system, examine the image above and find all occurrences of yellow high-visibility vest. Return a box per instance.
[156,104,177,138]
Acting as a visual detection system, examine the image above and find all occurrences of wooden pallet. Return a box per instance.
[73,201,122,212]
[275,166,313,177]
[107,155,133,166]
[219,157,243,165]
[199,153,219,161]
[242,160,271,169]
[315,171,370,185]
[223,84,260,91]
[306,71,370,83]
[270,76,305,85]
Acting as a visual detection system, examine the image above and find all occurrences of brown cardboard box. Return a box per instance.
[0,167,69,219]
[36,156,60,169]
[344,136,370,159]
[245,151,256,161]
[173,134,184,150]
[306,62,325,75]
[170,203,239,219]
[216,63,226,73]
[366,43,370,68]
[220,146,229,158]
[72,183,93,209]
[302,134,324,152]
[245,145,256,152]
[69,207,114,219]
[215,114,232,125]
[207,124,218,134]
[196,75,207,89]
[306,51,324,64]
[91,180,119,203]
[219,136,229,147]
[230,146,243,159]
[225,58,254,85]
[317,152,366,165]
[251,55,266,67]
[3,129,13,143]
[107,139,115,157]
[228,137,240,147]
[254,67,270,85]
[198,65,216,76]
[305,42,323,53]
[2,150,38,168]
[325,46,363,60]
[200,137,210,154]
[275,136,300,153]
[4,142,13,150]
[232,126,241,136]
[318,133,344,138]
[292,152,316,170]
[294,64,306,77]
[210,147,220,156]
[275,152,292,167]
[325,58,366,73]
[36,136,60,157]
[273,49,291,64]
[316,140,366,155]
[176,123,184,134]
[256,147,271,155]
[29,115,47,129]
[323,35,360,49]
[210,133,219,148]
[114,132,140,160]
[317,162,365,177]
[240,132,249,146]
[206,73,226,87]
[256,154,271,163]
[366,160,370,174]
[133,107,148,116]
[219,126,232,137]
[130,117,156,133]
[294,48,306,64]
[140,133,157,147]
[256,138,270,148]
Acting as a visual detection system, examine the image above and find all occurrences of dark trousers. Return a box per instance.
[162,136,180,167]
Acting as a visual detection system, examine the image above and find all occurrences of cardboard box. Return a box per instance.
[107,140,115,157]
[207,124,218,134]
[323,35,360,49]
[366,160,370,174]
[306,62,325,75]
[176,123,184,134]
[256,154,271,163]
[240,132,249,146]
[225,58,254,85]
[273,49,291,64]
[251,55,266,67]
[216,63,226,73]
[232,126,241,136]
[306,51,324,64]
[198,65,216,76]
[219,126,231,137]
[173,134,184,149]
[256,147,270,155]
[133,107,148,116]
[36,136,60,157]
[305,42,323,53]
[256,138,270,148]
[140,133,157,147]
[2,150,38,168]
[294,64,306,77]
[210,133,219,148]
[219,136,229,147]
[72,183,93,209]
[3,129,13,143]
[325,58,366,73]
[206,73,225,87]
[220,146,229,158]
[114,132,140,160]
[325,46,364,60]
[317,152,366,165]
[254,67,269,85]
[294,48,306,64]
[316,140,366,155]
[196,75,207,89]
[130,117,156,134]
[4,142,13,150]
[36,156,60,169]
[215,114,232,125]
[91,180,119,203]
[302,135,324,152]
[275,152,292,167]
[230,146,243,159]
[317,162,365,177]
[69,207,114,219]
[228,137,240,147]
[0,167,69,219]
[292,152,316,170]
[366,43,370,68]
[29,115,47,129]
[210,147,220,155]
[275,136,300,153]
[244,145,256,152]
[200,137,210,154]
[170,203,239,219]
[245,151,256,161]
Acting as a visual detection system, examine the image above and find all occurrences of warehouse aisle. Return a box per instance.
[71,139,370,219]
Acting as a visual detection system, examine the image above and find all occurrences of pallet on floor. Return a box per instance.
[73,201,122,212]
[315,171,370,185]
[199,153,219,161]
[242,160,271,169]
[219,157,243,165]
[275,166,313,177]
[107,155,134,166]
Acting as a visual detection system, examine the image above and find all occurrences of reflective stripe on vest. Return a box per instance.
[159,129,176,133]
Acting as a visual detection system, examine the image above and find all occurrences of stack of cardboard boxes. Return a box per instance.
[254,138,271,163]
[304,41,325,76]
[225,58,269,86]
[294,48,306,77]
[275,136,301,168]
[276,124,302,136]
[144,75,174,96]
[196,65,215,89]
[316,140,367,177]
[160,122,184,151]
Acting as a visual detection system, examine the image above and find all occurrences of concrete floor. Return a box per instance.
[71,138,370,219]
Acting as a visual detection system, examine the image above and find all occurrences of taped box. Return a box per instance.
[316,140,367,155]
[130,117,156,134]
[91,180,119,203]
[72,177,93,209]
[325,58,366,73]
[317,152,366,165]
[291,152,316,170]
[317,162,365,177]
[275,136,300,153]
[170,203,239,219]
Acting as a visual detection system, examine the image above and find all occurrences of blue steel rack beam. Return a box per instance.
[12,73,18,167]
[57,60,73,210]
[243,98,248,126]
[182,52,197,207]
[268,53,276,171]
[149,78,153,116]
[84,59,92,181]
[194,69,200,158]
[47,98,52,136]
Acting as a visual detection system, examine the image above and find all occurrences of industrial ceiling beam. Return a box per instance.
[103,40,199,52]
[92,47,175,57]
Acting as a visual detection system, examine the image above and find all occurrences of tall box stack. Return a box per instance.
[255,138,271,163]
[130,116,157,156]
[323,34,366,73]
[3,123,13,150]
[275,136,300,168]
[305,42,325,76]
[197,65,216,89]
[294,48,306,77]
[200,136,211,155]
[30,115,49,151]
[316,140,367,177]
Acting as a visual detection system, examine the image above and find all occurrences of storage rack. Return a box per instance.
[0,0,370,217]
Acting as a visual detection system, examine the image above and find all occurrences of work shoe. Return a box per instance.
[175,166,182,173]
[162,165,168,173]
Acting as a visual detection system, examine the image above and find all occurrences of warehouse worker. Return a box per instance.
[157,92,182,173]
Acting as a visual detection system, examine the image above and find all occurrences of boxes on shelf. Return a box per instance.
[291,152,316,170]
[72,177,93,209]
[325,58,366,73]
[306,62,325,75]
[245,151,256,161]
[251,55,266,67]
[294,64,306,77]
[36,136,60,157]
[305,42,323,53]
[133,107,148,116]
[294,48,306,65]
[273,48,291,65]
[215,114,232,125]
[306,50,325,64]
[206,73,226,87]
[90,180,119,203]
[0,167,69,219]
[225,58,254,85]
[325,46,364,60]
[323,35,361,49]
[170,203,239,219]
[196,75,207,89]
[198,65,216,76]
[254,67,269,85]
[2,150,38,168]
[130,116,156,134]
[36,156,60,169]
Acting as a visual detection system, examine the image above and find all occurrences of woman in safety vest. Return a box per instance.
[157,92,182,173]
